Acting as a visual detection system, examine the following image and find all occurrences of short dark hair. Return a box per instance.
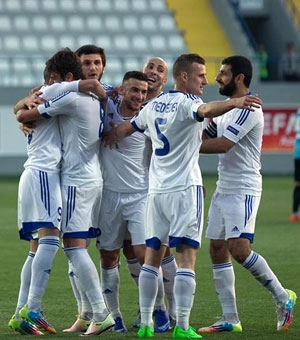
[75,44,106,68]
[222,55,252,87]
[45,47,82,81]
[122,70,148,83]
[173,53,205,80]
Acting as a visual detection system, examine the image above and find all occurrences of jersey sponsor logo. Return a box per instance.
[226,125,239,136]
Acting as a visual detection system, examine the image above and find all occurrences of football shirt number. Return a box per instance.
[155,117,170,156]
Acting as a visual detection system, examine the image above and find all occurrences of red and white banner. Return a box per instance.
[263,107,297,153]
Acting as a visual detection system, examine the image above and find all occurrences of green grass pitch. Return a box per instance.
[0,175,299,339]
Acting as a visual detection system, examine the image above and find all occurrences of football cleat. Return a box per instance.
[153,308,169,332]
[81,313,115,336]
[173,326,202,339]
[289,214,300,222]
[197,316,242,333]
[8,314,44,335]
[62,317,90,332]
[112,316,127,333]
[19,305,56,334]
[277,289,297,331]
[137,325,154,338]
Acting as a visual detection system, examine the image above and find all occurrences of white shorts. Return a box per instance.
[61,183,102,239]
[96,189,147,250]
[205,192,261,243]
[18,168,62,241]
[145,185,204,250]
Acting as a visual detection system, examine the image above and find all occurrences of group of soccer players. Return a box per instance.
[8,44,296,339]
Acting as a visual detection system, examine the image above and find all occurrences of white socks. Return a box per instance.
[243,251,288,304]
[27,236,59,311]
[101,265,121,319]
[212,262,239,323]
[15,251,35,317]
[64,247,108,321]
[174,268,196,330]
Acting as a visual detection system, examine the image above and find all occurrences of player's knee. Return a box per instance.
[100,249,120,269]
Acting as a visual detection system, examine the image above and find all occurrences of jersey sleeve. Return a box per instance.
[181,96,204,121]
[40,81,79,100]
[204,120,218,138]
[223,107,263,143]
[130,107,147,132]
[37,91,76,118]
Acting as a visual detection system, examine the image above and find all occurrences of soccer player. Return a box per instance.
[15,49,114,336]
[8,63,61,336]
[96,71,149,333]
[76,44,113,91]
[103,53,262,339]
[62,44,120,333]
[290,106,300,222]
[122,57,178,329]
[197,55,297,334]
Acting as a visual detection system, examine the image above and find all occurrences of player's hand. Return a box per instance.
[19,122,35,136]
[24,92,45,109]
[236,94,263,111]
[106,86,122,101]
[29,85,42,96]
[102,122,119,149]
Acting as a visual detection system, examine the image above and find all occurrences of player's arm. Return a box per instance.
[102,120,136,149]
[78,79,108,104]
[16,107,42,123]
[200,135,235,154]
[14,92,44,114]
[197,94,262,120]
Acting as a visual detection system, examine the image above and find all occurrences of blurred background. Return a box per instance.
[0,0,299,175]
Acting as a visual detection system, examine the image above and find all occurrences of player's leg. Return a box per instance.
[123,240,142,287]
[9,239,43,335]
[96,190,127,332]
[137,245,166,338]
[64,238,114,335]
[15,239,38,319]
[62,184,114,336]
[230,237,296,331]
[172,244,202,339]
[290,159,300,222]
[228,194,296,331]
[18,170,61,334]
[127,190,171,333]
[63,258,92,332]
[198,192,241,334]
[100,248,127,332]
[21,227,60,334]
[161,246,177,325]
[198,238,241,333]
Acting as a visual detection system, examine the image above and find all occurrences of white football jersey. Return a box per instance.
[101,98,150,193]
[207,103,263,195]
[130,90,204,194]
[37,90,103,186]
[23,82,79,172]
